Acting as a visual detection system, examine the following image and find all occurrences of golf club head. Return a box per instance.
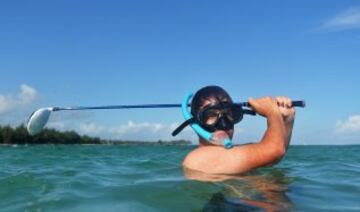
[27,107,53,135]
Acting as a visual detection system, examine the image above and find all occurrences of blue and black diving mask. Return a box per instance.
[172,92,255,149]
[172,94,252,137]
[195,101,242,132]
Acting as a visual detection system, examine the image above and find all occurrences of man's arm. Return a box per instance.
[183,96,296,174]
[225,97,289,172]
[275,96,295,151]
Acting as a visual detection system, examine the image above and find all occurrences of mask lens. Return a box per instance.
[199,104,243,127]
[222,107,235,122]
[202,109,220,126]
[229,105,243,124]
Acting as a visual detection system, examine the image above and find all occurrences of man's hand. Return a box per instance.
[275,96,296,124]
[248,96,296,122]
[249,96,295,152]
[248,97,281,118]
[275,96,295,151]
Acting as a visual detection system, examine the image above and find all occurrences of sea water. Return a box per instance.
[0,145,359,211]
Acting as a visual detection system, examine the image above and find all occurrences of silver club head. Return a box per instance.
[27,107,53,135]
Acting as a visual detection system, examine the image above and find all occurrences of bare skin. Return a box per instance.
[183,168,293,211]
[183,96,296,175]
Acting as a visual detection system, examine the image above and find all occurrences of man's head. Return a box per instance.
[191,85,238,141]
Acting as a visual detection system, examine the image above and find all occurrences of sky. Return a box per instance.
[1,0,360,145]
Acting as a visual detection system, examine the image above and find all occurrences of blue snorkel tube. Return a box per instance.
[182,92,233,149]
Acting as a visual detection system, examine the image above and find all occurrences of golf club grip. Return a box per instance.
[241,100,305,108]
[292,100,306,108]
[242,100,305,116]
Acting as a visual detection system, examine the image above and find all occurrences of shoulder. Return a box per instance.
[183,145,248,174]
[183,146,220,173]
[183,146,219,166]
[182,142,281,175]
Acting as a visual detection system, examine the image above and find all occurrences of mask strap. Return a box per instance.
[182,92,233,149]
[242,109,256,116]
[171,118,195,136]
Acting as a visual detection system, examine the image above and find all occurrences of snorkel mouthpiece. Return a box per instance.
[181,92,233,149]
[223,138,232,149]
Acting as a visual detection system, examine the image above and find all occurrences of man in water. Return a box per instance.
[182,86,295,174]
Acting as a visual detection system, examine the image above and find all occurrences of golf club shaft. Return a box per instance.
[52,100,305,111]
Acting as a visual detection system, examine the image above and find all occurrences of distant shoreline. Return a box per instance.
[0,124,192,145]
[1,125,358,146]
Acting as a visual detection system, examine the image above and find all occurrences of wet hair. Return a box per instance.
[191,85,233,116]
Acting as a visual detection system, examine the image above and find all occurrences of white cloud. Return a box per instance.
[335,115,360,134]
[46,119,249,144]
[109,121,166,135]
[79,122,106,134]
[57,120,197,142]
[0,95,14,114]
[0,84,38,114]
[18,84,38,104]
[321,7,360,31]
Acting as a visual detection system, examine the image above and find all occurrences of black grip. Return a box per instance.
[241,100,306,108]
[242,100,305,116]
[291,100,306,108]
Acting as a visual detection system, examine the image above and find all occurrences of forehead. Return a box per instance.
[200,96,231,108]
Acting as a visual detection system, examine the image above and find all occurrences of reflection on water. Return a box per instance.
[1,145,358,211]
[184,168,294,211]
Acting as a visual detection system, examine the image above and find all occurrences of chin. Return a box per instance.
[215,129,234,139]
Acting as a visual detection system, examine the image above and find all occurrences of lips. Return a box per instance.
[212,130,232,140]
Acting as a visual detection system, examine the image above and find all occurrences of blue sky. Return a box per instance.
[1,1,359,144]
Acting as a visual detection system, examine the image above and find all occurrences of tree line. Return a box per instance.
[0,124,191,145]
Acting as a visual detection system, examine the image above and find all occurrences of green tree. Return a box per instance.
[1,125,14,144]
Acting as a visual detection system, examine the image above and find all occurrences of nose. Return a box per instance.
[217,116,232,130]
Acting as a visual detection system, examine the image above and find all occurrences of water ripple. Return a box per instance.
[0,145,359,211]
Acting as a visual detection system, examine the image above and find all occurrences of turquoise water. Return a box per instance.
[0,145,359,211]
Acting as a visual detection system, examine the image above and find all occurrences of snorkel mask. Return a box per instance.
[172,92,251,149]
[196,99,242,133]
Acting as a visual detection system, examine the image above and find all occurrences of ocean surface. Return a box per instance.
[0,145,359,211]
